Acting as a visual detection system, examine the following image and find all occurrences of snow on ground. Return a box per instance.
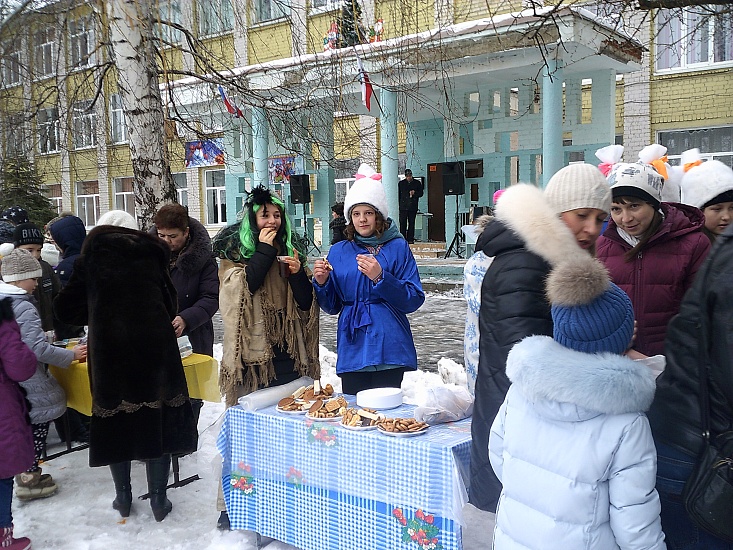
[12,344,476,550]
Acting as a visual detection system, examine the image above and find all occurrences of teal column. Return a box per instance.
[380,88,399,223]
[542,59,564,187]
[316,111,335,252]
[252,106,268,187]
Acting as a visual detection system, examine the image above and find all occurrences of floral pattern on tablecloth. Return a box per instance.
[393,508,444,550]
[231,462,255,495]
[306,420,338,446]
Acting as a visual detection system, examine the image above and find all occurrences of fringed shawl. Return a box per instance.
[218,258,320,406]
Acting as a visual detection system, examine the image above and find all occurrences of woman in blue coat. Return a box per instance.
[313,164,425,394]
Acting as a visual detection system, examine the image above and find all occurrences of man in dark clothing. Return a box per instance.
[329,202,347,245]
[398,169,423,244]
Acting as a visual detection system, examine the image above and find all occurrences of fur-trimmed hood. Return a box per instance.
[149,217,213,275]
[478,184,587,267]
[507,335,656,418]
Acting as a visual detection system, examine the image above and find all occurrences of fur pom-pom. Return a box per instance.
[246,185,275,208]
[0,242,15,257]
[546,256,609,307]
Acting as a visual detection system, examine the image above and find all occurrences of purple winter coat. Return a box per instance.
[596,202,711,356]
[0,300,37,479]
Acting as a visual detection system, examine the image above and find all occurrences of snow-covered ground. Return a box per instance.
[12,343,491,550]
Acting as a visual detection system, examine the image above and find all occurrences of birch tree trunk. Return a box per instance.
[105,0,175,229]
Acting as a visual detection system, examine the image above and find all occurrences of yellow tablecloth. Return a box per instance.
[49,353,220,416]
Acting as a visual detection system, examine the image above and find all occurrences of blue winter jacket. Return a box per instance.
[50,216,86,287]
[313,236,424,374]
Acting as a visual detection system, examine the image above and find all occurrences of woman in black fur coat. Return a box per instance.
[53,211,198,522]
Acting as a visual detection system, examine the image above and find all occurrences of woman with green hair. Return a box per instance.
[212,185,320,406]
[212,185,320,529]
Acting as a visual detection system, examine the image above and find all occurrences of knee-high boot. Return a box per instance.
[109,461,132,517]
[146,455,172,522]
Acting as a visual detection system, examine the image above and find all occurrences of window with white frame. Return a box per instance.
[656,7,733,71]
[76,180,100,227]
[43,183,63,214]
[114,177,137,218]
[109,94,127,143]
[2,43,21,85]
[34,27,56,78]
[5,113,25,156]
[311,0,341,11]
[198,0,234,36]
[659,126,733,169]
[73,100,97,149]
[252,0,290,24]
[173,172,188,207]
[69,15,95,69]
[204,169,227,224]
[38,107,60,154]
[156,0,182,45]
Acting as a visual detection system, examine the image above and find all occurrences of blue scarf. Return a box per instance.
[352,218,402,248]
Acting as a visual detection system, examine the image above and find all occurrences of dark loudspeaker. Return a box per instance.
[289,174,311,204]
[441,162,465,195]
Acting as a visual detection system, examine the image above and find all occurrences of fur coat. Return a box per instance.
[0,298,36,478]
[150,218,219,355]
[53,226,197,467]
[471,184,592,512]
[490,336,664,550]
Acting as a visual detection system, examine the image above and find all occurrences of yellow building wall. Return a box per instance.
[197,36,235,73]
[248,23,293,64]
[650,69,733,130]
[453,0,519,23]
[334,115,360,159]
[159,47,184,78]
[375,0,434,38]
[615,81,624,136]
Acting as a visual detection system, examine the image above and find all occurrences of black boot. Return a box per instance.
[109,461,132,517]
[146,455,172,522]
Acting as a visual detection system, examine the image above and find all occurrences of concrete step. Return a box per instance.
[410,241,447,259]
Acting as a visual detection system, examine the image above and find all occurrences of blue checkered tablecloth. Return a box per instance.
[217,401,472,550]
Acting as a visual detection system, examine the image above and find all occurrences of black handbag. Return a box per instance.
[681,289,733,542]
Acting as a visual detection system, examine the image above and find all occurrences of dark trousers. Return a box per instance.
[655,442,733,549]
[0,477,12,527]
[339,367,408,395]
[399,210,418,243]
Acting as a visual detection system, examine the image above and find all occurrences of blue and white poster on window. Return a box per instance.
[185,138,225,168]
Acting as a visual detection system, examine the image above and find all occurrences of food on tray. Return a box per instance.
[342,407,383,427]
[294,381,335,402]
[377,417,429,433]
[308,396,348,418]
[277,397,306,412]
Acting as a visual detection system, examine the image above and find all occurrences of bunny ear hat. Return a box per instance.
[344,164,388,219]
[595,145,624,177]
[680,148,733,209]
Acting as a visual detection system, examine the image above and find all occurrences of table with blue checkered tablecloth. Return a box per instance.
[217,401,472,550]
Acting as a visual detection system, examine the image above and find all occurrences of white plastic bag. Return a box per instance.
[414,385,474,425]
[636,354,666,379]
[237,376,315,411]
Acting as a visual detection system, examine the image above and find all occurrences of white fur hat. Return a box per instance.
[97,210,138,230]
[344,167,389,219]
[544,163,611,215]
[681,156,733,209]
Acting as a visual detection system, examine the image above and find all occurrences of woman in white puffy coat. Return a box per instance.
[489,257,666,550]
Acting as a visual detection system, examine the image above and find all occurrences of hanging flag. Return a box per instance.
[218,85,244,118]
[355,55,373,111]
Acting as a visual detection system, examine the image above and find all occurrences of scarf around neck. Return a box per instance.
[353,218,401,247]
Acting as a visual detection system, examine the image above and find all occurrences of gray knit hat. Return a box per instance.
[0,248,42,283]
[544,163,612,215]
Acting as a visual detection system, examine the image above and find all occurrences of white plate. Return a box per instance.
[356,387,403,410]
[305,412,343,422]
[377,426,428,437]
[276,406,307,415]
[339,421,378,431]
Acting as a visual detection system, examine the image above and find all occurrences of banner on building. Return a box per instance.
[268,155,304,186]
[185,138,225,168]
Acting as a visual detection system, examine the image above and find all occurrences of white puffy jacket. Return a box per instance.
[489,335,666,550]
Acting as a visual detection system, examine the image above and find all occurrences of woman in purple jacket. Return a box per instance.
[0,297,37,550]
[597,163,710,357]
